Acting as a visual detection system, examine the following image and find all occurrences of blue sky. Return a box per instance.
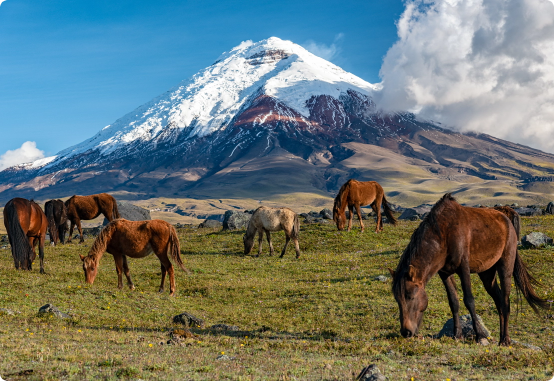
[0,0,404,162]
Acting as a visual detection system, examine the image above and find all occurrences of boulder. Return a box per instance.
[398,205,432,221]
[521,232,553,248]
[436,314,491,340]
[38,304,70,319]
[103,201,151,225]
[173,312,205,328]
[320,208,332,219]
[514,207,543,217]
[356,364,387,381]
[198,219,222,229]
[222,211,251,231]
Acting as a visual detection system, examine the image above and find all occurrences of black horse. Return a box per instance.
[45,199,69,245]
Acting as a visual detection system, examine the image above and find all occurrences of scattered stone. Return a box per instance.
[173,312,205,328]
[0,308,14,315]
[222,210,251,231]
[514,207,543,217]
[356,364,387,381]
[398,205,432,221]
[198,219,222,229]
[210,324,240,331]
[320,208,332,219]
[38,304,70,319]
[436,314,491,340]
[521,232,553,249]
[103,201,151,225]
[216,355,234,361]
[1,235,8,243]
[511,340,542,351]
[167,328,198,345]
[82,226,103,238]
[373,275,389,282]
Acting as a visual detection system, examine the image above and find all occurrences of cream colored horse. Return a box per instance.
[243,206,300,258]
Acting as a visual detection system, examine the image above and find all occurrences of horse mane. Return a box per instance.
[333,179,353,214]
[392,193,458,294]
[87,220,119,262]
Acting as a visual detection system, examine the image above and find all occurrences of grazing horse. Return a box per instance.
[243,206,300,258]
[3,198,48,273]
[333,179,397,233]
[65,193,120,243]
[45,199,68,245]
[390,194,548,346]
[80,219,187,296]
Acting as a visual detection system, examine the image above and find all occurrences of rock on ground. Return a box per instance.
[436,314,491,340]
[222,211,251,231]
[38,304,70,319]
[173,312,205,328]
[521,232,553,248]
[103,201,151,225]
[356,364,387,381]
[198,219,222,229]
[398,205,432,221]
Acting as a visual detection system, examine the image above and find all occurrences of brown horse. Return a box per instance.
[80,219,187,296]
[333,179,397,232]
[390,194,548,346]
[65,193,120,243]
[3,198,48,273]
[243,206,300,258]
[45,199,68,245]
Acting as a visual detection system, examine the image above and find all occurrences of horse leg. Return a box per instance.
[113,255,124,290]
[76,219,84,243]
[478,266,509,345]
[158,256,176,296]
[347,205,354,232]
[354,204,365,232]
[27,236,36,270]
[373,199,383,232]
[122,256,135,290]
[39,234,46,274]
[159,264,167,293]
[67,220,75,243]
[458,261,489,344]
[280,232,290,258]
[266,230,275,256]
[256,230,263,257]
[439,272,462,339]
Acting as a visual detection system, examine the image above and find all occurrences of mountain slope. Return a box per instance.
[2,37,554,210]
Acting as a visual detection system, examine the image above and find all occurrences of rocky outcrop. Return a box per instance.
[521,232,553,248]
[222,211,251,231]
[103,201,151,225]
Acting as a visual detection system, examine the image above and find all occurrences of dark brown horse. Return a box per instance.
[333,179,397,232]
[390,194,548,346]
[45,199,68,245]
[65,193,120,243]
[3,198,48,273]
[80,219,187,296]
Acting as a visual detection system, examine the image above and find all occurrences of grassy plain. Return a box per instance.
[0,216,553,380]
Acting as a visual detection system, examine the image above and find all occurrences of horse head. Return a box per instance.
[80,254,99,284]
[243,233,255,255]
[390,265,428,338]
[332,207,346,231]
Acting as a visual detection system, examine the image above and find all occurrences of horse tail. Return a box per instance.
[291,213,300,239]
[168,225,187,272]
[4,200,33,269]
[513,250,549,314]
[382,194,397,226]
[45,201,58,244]
[507,209,521,240]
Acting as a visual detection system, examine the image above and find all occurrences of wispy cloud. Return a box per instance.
[377,0,554,152]
[303,33,344,61]
[0,1,8,7]
[0,141,45,171]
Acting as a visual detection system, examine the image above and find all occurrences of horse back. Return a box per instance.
[106,219,169,257]
[346,180,383,206]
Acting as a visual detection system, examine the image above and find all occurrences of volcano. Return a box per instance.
[2,37,554,210]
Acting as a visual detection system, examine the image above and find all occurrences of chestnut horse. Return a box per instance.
[390,194,547,346]
[243,206,300,258]
[65,193,120,243]
[80,219,187,296]
[45,199,68,245]
[3,198,48,273]
[333,179,397,232]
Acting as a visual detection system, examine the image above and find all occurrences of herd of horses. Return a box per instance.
[2,179,550,347]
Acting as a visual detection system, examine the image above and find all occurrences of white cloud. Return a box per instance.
[303,33,344,61]
[377,0,554,152]
[0,1,7,7]
[0,141,45,171]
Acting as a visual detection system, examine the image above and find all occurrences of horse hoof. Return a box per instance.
[40,269,45,275]
[478,338,490,346]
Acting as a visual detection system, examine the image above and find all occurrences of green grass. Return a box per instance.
[0,217,553,380]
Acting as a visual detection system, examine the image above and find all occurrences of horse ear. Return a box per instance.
[388,268,395,279]
[79,254,85,261]
[407,265,418,281]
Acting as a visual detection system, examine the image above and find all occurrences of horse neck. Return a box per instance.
[87,225,115,262]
